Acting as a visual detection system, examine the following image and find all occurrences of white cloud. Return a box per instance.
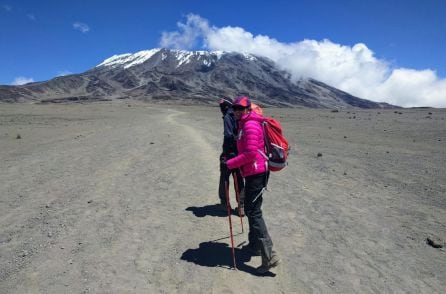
[73,22,90,33]
[160,14,210,49]
[12,77,34,85]
[372,69,446,107]
[27,13,36,21]
[160,14,446,108]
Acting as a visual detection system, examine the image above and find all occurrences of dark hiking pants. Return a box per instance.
[219,161,244,205]
[244,172,273,260]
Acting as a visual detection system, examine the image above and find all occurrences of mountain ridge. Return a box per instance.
[0,48,397,108]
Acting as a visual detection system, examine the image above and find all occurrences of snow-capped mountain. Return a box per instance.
[0,48,395,108]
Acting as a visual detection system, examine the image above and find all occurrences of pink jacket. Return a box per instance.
[226,111,267,177]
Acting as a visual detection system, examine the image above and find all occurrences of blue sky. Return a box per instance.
[1,0,445,107]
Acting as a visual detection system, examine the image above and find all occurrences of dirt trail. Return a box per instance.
[0,103,296,293]
[1,103,445,293]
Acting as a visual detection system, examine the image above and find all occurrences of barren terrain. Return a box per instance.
[1,102,445,293]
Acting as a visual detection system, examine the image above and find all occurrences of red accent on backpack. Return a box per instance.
[262,117,289,172]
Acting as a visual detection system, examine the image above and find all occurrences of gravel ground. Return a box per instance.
[0,102,445,293]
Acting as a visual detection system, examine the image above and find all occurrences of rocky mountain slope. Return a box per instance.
[0,48,395,108]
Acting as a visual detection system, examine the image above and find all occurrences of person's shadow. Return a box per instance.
[181,241,275,276]
[186,204,239,218]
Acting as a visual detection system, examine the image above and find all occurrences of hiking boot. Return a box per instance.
[241,243,261,256]
[256,251,280,274]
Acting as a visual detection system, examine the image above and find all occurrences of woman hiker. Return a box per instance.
[223,96,280,274]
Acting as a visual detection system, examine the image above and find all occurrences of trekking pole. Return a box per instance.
[225,180,237,270]
[232,172,244,233]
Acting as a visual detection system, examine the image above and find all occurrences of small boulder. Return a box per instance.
[426,236,444,248]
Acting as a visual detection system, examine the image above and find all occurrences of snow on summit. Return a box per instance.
[171,50,256,67]
[96,49,257,69]
[172,50,214,67]
[96,49,161,69]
